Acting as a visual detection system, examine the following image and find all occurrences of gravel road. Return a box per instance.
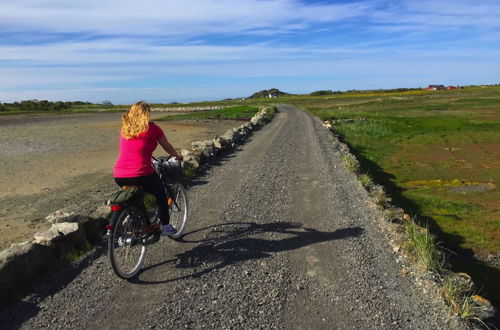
[0,105,460,329]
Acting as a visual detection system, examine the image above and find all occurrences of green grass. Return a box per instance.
[404,218,445,271]
[280,85,500,305]
[64,240,93,263]
[441,275,479,320]
[341,153,360,173]
[182,162,199,178]
[359,173,374,190]
[156,105,260,121]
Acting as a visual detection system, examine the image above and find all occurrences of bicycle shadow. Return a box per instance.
[131,221,363,284]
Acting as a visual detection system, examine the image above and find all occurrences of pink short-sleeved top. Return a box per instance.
[113,122,165,178]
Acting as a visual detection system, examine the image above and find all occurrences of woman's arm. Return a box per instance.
[158,136,183,160]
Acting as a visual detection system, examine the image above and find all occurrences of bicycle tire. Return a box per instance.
[168,183,188,239]
[108,206,147,279]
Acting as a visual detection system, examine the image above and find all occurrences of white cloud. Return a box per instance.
[372,0,500,29]
[0,0,371,37]
[1,0,499,103]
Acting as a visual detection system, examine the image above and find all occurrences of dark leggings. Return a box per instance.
[114,172,169,225]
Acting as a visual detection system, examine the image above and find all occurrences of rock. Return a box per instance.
[386,207,404,222]
[0,241,57,308]
[84,205,110,243]
[88,204,110,220]
[237,125,249,136]
[250,114,265,126]
[180,148,193,158]
[45,210,84,224]
[184,150,201,162]
[192,140,215,160]
[34,222,80,246]
[33,222,87,259]
[222,129,236,142]
[402,213,412,221]
[180,149,202,169]
[238,125,246,135]
[213,136,230,151]
[230,128,242,142]
[471,295,496,320]
[184,157,200,169]
[393,208,405,219]
[454,272,475,291]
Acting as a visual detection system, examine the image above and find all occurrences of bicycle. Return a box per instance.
[106,156,188,279]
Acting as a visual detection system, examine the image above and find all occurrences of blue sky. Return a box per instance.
[1,0,499,104]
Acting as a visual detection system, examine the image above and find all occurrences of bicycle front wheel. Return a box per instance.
[168,183,188,239]
[108,206,147,279]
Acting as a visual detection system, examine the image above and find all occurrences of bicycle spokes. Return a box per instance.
[108,207,147,279]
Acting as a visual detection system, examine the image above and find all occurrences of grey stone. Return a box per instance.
[454,272,475,291]
[471,295,496,320]
[192,140,215,160]
[213,136,230,151]
[231,128,242,141]
[184,157,200,169]
[222,129,236,142]
[45,210,84,224]
[84,205,110,243]
[180,148,192,158]
[88,204,110,221]
[34,222,80,246]
[0,241,57,308]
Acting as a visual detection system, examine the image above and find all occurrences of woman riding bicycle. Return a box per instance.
[113,101,183,236]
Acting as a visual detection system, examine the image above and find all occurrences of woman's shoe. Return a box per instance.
[161,224,177,236]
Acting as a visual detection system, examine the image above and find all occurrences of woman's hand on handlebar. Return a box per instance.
[173,154,184,161]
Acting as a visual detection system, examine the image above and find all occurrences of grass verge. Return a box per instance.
[157,105,260,121]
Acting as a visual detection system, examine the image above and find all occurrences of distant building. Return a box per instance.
[447,86,458,90]
[426,85,446,91]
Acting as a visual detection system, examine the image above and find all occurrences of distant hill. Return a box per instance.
[248,88,290,99]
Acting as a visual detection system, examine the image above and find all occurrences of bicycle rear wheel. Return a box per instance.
[168,183,188,239]
[108,206,147,279]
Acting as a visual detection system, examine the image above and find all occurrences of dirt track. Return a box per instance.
[0,106,460,329]
[0,112,242,250]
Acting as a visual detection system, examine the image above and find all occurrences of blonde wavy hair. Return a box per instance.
[121,101,151,139]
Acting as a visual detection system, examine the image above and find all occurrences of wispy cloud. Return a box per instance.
[0,0,499,103]
[0,0,370,38]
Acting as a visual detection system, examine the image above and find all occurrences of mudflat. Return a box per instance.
[0,112,242,250]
